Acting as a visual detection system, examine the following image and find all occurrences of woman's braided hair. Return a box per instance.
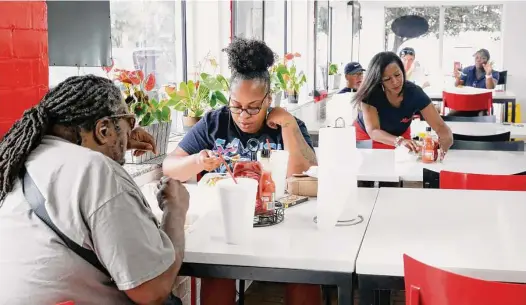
[0,74,123,203]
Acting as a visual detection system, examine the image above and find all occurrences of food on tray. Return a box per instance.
[206,176,227,186]
[278,194,309,208]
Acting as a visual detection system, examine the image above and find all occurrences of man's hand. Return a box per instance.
[156,176,189,215]
[266,107,295,129]
[483,62,493,76]
[128,127,158,156]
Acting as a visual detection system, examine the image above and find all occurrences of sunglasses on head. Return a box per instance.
[400,49,415,56]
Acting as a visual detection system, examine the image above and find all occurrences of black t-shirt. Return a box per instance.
[357,81,431,136]
[339,87,357,94]
[178,106,314,173]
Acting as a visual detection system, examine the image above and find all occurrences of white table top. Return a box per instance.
[182,188,379,273]
[356,188,526,283]
[411,120,526,139]
[312,148,526,182]
[423,87,516,100]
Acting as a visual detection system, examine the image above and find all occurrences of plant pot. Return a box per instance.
[272,91,283,107]
[182,115,201,132]
[285,91,299,104]
[328,74,342,90]
[127,121,172,164]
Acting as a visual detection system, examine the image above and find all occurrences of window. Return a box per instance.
[315,1,330,90]
[264,1,286,56]
[234,0,263,40]
[384,7,441,83]
[442,5,502,74]
[49,0,179,90]
[384,5,503,86]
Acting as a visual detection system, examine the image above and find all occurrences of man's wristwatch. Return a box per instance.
[394,136,405,147]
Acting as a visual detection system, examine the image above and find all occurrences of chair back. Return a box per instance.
[441,115,496,123]
[424,169,526,190]
[357,140,373,149]
[423,168,439,189]
[404,254,526,305]
[442,91,492,113]
[440,170,526,191]
[450,140,524,151]
[498,70,507,85]
[453,132,510,142]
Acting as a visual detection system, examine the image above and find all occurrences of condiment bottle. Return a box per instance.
[421,127,435,164]
[256,148,274,211]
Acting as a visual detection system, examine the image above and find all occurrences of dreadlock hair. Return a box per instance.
[0,74,124,203]
[222,37,276,93]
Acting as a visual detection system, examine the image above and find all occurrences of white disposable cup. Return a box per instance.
[216,178,259,245]
[270,150,289,199]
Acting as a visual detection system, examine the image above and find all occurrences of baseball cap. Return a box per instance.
[474,48,490,60]
[344,62,365,75]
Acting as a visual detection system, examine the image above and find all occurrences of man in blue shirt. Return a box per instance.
[338,62,365,93]
[454,48,499,89]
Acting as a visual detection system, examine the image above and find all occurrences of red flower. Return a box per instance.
[144,73,156,91]
[135,70,145,81]
[294,52,301,57]
[118,71,132,84]
[284,53,294,61]
[195,81,200,89]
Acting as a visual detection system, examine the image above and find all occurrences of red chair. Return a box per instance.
[404,254,526,305]
[442,91,492,114]
[440,170,526,191]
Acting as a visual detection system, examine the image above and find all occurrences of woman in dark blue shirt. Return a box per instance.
[352,52,453,152]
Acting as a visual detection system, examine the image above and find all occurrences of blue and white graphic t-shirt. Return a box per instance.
[178,106,314,173]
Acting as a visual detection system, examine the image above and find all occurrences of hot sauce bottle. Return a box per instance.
[422,127,436,164]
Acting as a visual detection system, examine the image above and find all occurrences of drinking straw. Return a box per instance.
[218,153,238,184]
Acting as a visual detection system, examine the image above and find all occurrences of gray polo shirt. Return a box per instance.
[0,136,175,304]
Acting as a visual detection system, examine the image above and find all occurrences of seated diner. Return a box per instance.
[163,37,320,305]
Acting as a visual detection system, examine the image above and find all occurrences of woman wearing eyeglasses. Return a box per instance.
[353,51,453,152]
[399,47,430,89]
[163,38,316,182]
[163,38,319,305]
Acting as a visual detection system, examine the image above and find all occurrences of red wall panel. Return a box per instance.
[0,1,48,138]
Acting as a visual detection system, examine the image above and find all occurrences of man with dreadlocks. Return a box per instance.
[0,75,189,304]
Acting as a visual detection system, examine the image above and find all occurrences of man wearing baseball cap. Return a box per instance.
[339,62,365,94]
[454,48,499,89]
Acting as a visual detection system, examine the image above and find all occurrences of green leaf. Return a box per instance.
[215,91,228,105]
[161,106,171,121]
[179,81,190,98]
[139,112,154,126]
[290,65,297,77]
[209,93,217,108]
[200,75,223,91]
[216,74,230,90]
[172,100,187,112]
[151,98,159,108]
[193,109,204,118]
[154,109,163,122]
[276,64,288,75]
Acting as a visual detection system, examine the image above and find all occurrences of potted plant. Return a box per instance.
[114,69,173,164]
[274,52,307,104]
[328,63,342,90]
[164,53,229,130]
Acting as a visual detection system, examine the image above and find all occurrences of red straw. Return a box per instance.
[218,154,238,184]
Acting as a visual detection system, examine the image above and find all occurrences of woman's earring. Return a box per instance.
[382,84,385,92]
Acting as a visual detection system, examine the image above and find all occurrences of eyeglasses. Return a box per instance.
[108,113,137,129]
[228,91,269,116]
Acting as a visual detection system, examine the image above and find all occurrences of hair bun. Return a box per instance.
[223,38,275,74]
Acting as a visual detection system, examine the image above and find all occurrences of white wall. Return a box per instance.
[502,1,526,121]
[357,1,385,69]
